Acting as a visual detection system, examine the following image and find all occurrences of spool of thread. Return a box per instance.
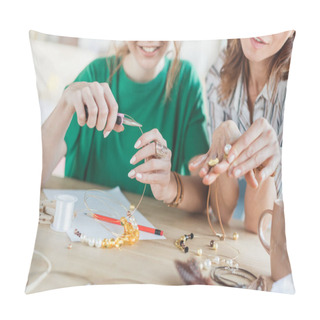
[51,194,78,232]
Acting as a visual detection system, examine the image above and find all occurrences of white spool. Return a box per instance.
[50,194,78,232]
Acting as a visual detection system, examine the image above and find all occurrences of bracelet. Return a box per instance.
[167,172,183,207]
[211,266,257,288]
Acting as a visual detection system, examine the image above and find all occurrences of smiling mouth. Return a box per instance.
[253,37,267,44]
[139,46,160,53]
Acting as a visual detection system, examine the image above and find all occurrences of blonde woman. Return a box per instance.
[41,41,209,200]
[159,32,295,233]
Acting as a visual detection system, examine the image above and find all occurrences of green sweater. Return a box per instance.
[65,56,209,197]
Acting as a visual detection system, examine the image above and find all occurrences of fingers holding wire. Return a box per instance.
[134,128,167,150]
[129,158,171,187]
[130,142,171,165]
[188,154,207,172]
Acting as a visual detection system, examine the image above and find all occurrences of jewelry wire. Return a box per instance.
[206,177,226,238]
[25,250,52,294]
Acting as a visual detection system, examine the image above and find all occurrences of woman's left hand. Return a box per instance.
[128,129,174,201]
[226,118,280,185]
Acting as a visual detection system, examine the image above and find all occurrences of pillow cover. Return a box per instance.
[27,30,295,294]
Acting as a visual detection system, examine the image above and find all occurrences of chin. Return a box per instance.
[138,59,161,71]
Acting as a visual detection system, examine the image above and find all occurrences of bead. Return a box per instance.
[213,256,220,264]
[199,262,204,270]
[209,240,215,247]
[204,259,212,270]
[234,263,239,269]
[109,238,115,247]
[130,237,137,245]
[88,238,95,247]
[210,242,218,250]
[185,233,194,240]
[117,238,124,247]
[95,239,102,248]
[232,232,239,240]
[120,217,127,226]
[226,259,233,267]
[67,243,72,249]
[80,234,87,243]
[208,158,219,167]
[134,230,140,239]
[197,249,203,256]
[180,243,189,253]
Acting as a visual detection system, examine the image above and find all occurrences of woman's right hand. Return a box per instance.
[61,81,124,137]
[189,120,257,185]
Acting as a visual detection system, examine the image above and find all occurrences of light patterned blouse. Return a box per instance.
[206,51,289,197]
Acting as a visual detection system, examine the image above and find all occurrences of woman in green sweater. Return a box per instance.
[41,41,209,201]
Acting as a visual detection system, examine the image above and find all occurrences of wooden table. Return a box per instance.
[27,176,271,293]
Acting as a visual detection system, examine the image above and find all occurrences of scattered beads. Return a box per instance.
[197,249,203,256]
[226,259,233,267]
[185,233,194,240]
[204,259,212,270]
[213,256,220,264]
[232,232,239,240]
[210,242,218,251]
[175,232,194,253]
[67,243,72,249]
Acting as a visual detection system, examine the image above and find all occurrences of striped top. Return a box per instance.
[206,52,288,197]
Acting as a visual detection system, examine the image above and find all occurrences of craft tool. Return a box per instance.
[84,106,142,127]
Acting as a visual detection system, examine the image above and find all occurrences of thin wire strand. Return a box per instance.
[206,177,226,238]
[25,250,52,294]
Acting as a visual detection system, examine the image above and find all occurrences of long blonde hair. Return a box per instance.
[107,41,181,100]
[219,32,295,103]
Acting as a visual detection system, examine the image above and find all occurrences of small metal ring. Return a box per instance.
[154,141,169,159]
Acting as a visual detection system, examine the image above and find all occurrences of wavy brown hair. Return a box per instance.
[107,42,181,101]
[219,32,295,103]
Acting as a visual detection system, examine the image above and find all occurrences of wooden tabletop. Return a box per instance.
[27,176,271,293]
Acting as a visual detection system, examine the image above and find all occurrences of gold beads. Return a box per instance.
[208,158,219,167]
[85,217,140,249]
[197,248,203,256]
[232,232,239,240]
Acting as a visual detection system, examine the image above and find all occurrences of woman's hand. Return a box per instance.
[61,81,124,137]
[226,118,280,185]
[128,129,176,202]
[189,120,242,185]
